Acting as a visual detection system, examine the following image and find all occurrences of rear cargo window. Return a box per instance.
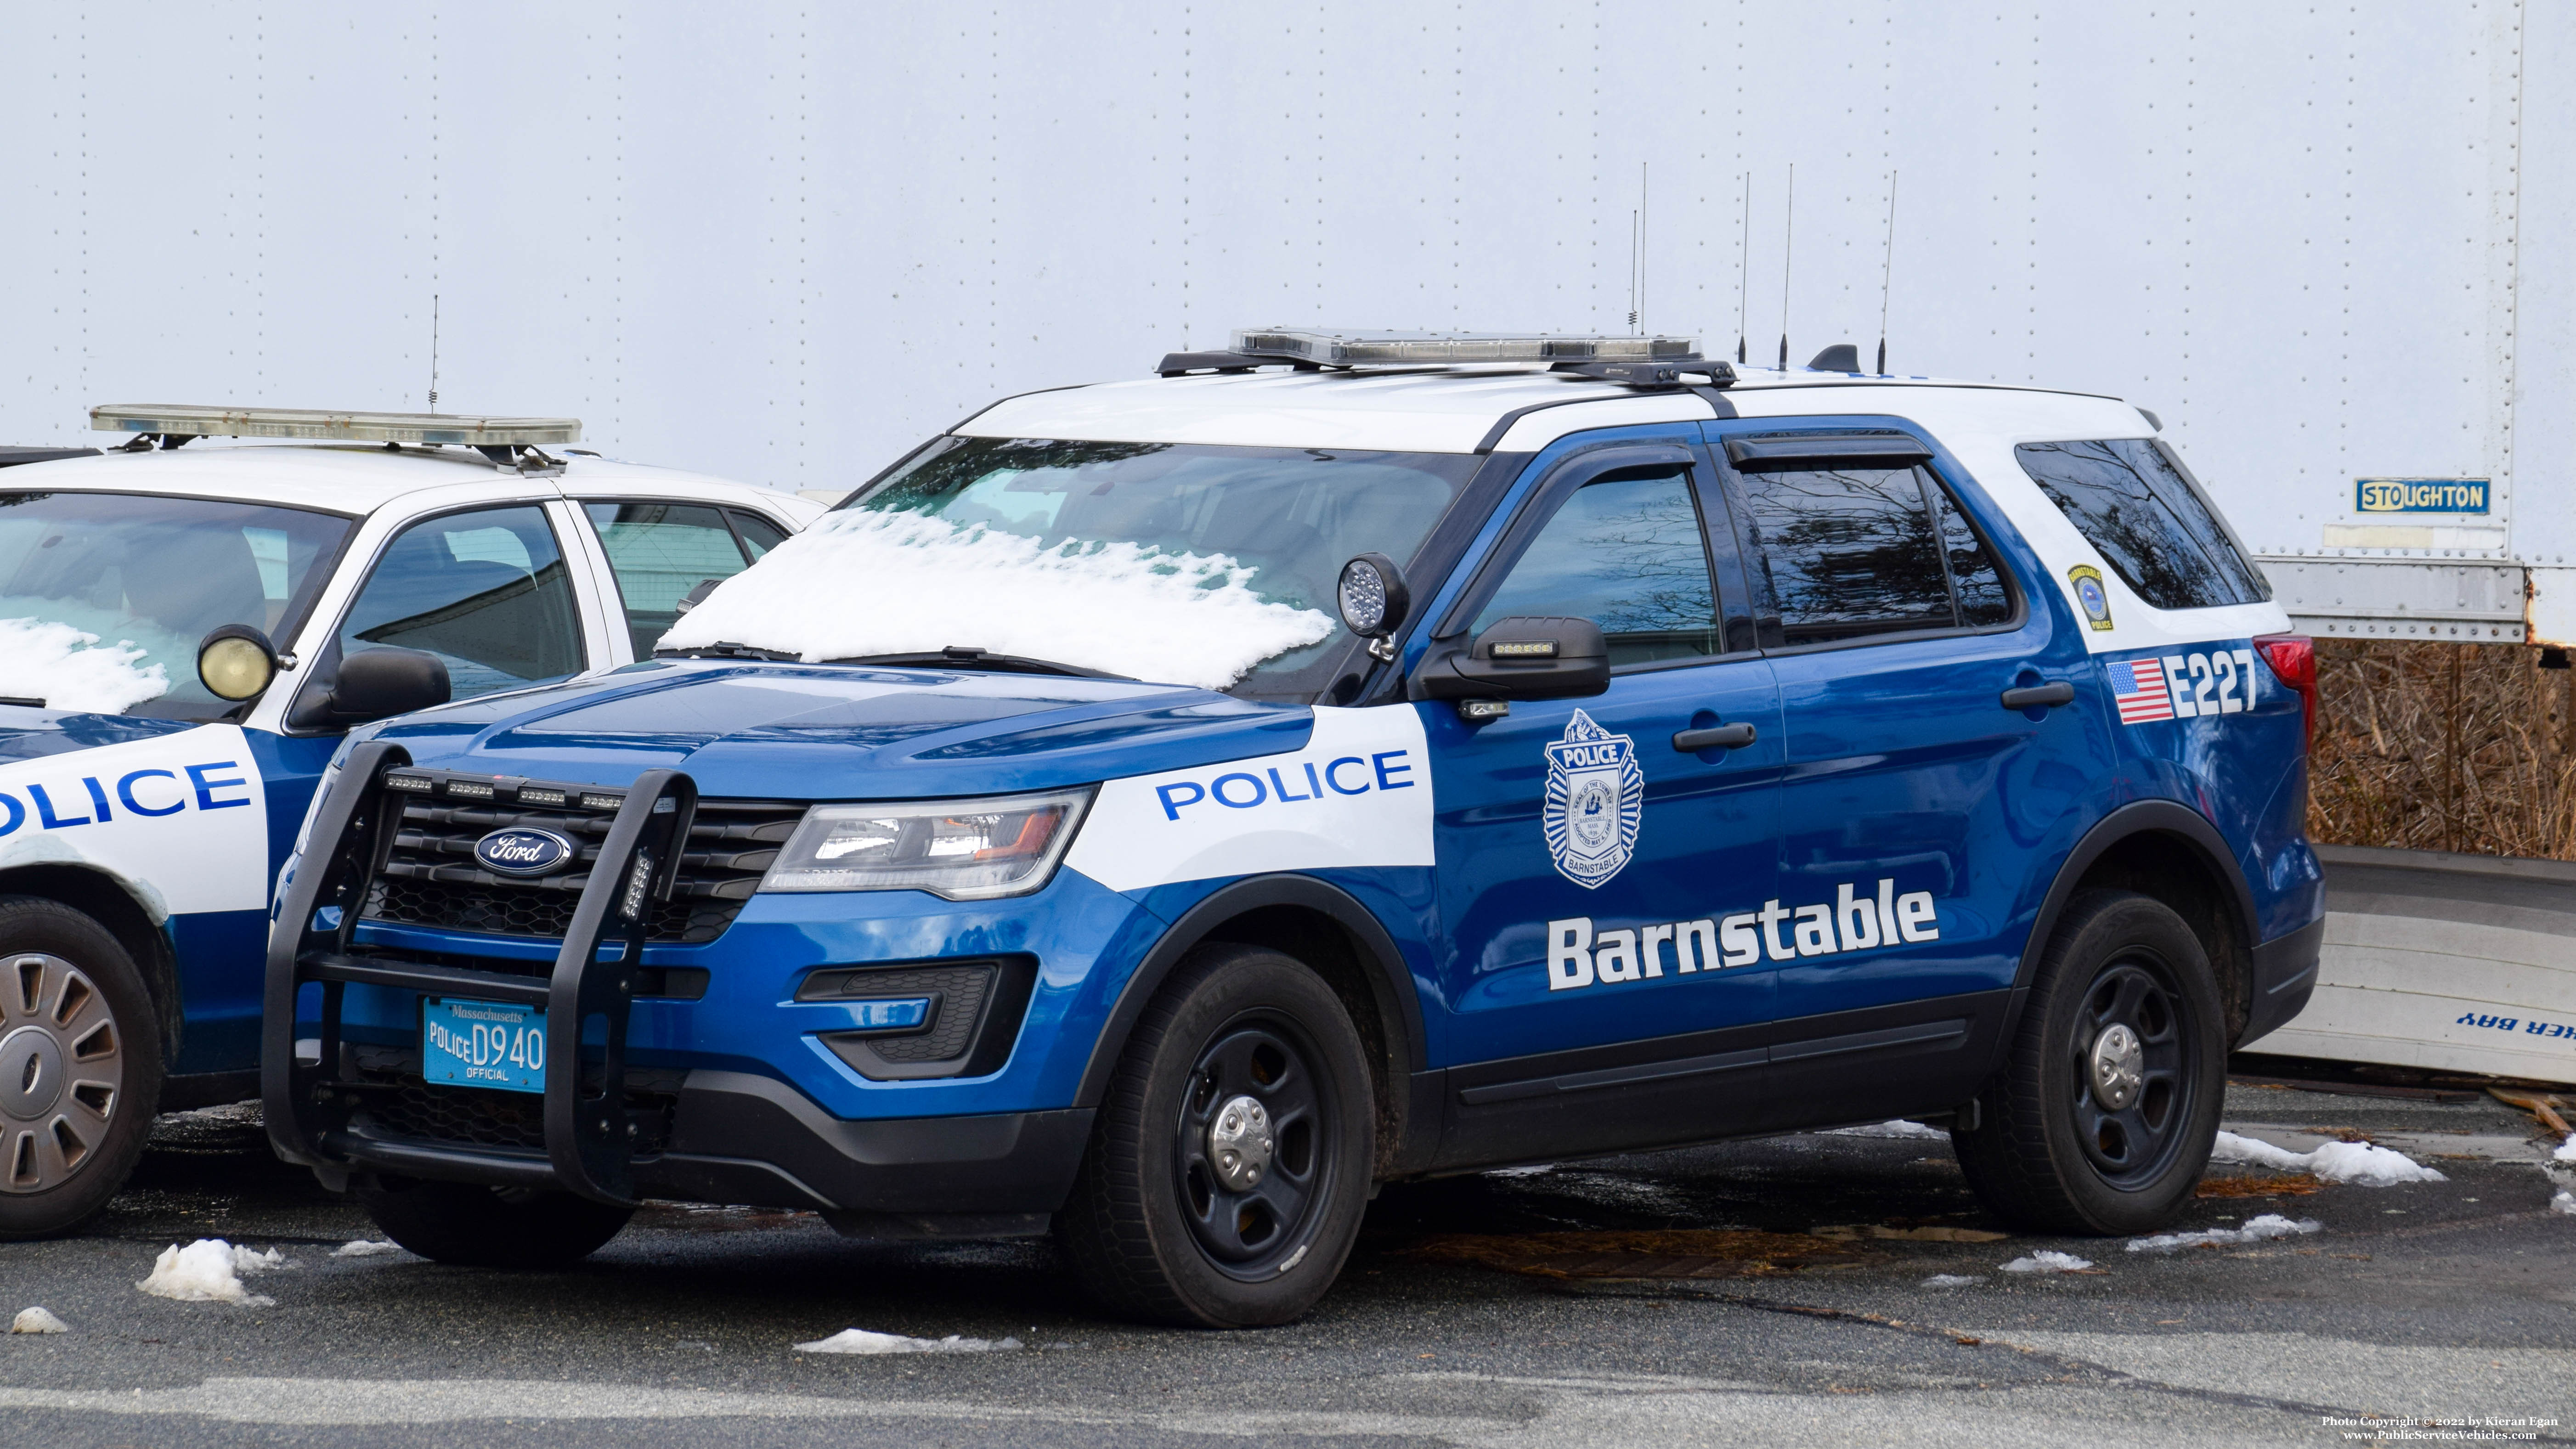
[2016,439,2269,610]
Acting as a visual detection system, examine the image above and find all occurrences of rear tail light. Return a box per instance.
[2254,632,2316,749]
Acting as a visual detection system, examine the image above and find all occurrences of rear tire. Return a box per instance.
[0,897,162,1240]
[1953,889,2225,1235]
[1057,945,1374,1327]
[356,1176,633,1268]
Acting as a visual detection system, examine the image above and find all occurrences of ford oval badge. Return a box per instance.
[474,827,577,878]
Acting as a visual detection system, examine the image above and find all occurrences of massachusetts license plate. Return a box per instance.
[422,998,547,1094]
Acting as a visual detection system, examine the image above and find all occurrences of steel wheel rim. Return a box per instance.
[1,953,125,1194]
[1171,1016,1333,1278]
[2067,954,2195,1187]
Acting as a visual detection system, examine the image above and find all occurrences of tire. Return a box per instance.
[1954,889,2226,1236]
[0,896,164,1240]
[1058,944,1375,1327]
[355,1176,633,1268]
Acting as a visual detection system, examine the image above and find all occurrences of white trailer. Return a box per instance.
[4,1,2566,644]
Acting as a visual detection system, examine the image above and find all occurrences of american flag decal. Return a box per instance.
[2109,658,2175,724]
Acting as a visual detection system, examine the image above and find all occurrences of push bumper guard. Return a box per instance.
[263,742,699,1205]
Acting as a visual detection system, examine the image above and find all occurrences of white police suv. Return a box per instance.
[269,335,2321,1325]
[0,406,819,1235]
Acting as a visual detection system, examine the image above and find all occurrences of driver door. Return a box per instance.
[1419,438,1785,1166]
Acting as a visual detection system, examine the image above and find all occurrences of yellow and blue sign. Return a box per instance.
[2357,478,2489,514]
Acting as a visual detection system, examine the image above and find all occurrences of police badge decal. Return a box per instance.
[1542,708,1644,889]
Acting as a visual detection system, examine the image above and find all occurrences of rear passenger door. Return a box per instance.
[580,502,775,661]
[1705,422,2105,1115]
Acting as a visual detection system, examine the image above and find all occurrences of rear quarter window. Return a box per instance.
[2015,439,2269,610]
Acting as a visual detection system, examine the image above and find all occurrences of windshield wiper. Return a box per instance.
[821,646,1128,680]
[654,642,803,662]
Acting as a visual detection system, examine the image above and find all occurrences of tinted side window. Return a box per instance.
[583,502,755,658]
[1474,468,1719,665]
[2016,439,2267,609]
[340,505,585,699]
[1737,465,1953,646]
[1926,479,2014,627]
[727,509,789,558]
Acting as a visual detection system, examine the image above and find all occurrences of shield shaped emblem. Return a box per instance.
[1542,708,1643,889]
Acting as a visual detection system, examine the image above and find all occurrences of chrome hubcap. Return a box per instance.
[2089,1021,2144,1111]
[1,953,124,1193]
[1206,1094,1274,1191]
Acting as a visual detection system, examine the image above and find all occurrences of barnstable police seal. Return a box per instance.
[1542,709,1643,889]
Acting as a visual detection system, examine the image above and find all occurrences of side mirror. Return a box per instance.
[1336,553,1411,662]
[328,648,452,723]
[197,625,279,701]
[1410,616,1610,710]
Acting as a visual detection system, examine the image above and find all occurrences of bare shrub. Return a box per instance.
[2308,640,2576,859]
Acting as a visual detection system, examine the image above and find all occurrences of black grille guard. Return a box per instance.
[263,740,700,1205]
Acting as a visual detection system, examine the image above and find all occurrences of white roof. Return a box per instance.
[0,441,814,519]
[959,365,2140,455]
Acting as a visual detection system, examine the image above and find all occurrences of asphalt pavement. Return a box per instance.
[5,1082,2573,1447]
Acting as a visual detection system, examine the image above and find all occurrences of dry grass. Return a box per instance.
[2195,1173,2324,1198]
[2309,639,2576,858]
[1405,1229,1870,1279]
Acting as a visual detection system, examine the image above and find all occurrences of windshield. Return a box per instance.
[659,438,1478,695]
[0,491,352,718]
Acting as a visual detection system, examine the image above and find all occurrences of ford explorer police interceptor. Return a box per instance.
[266,335,2322,1326]
[0,406,820,1235]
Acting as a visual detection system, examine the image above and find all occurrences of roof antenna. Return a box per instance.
[1628,207,1640,335]
[1876,170,1898,375]
[1627,162,1646,335]
[1777,164,1794,371]
[1736,171,1751,364]
[427,294,441,413]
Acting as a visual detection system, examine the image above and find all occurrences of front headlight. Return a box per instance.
[757,787,1094,900]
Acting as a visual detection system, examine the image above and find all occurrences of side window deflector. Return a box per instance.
[1725,434,1933,472]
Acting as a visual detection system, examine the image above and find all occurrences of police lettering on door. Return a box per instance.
[0,759,254,835]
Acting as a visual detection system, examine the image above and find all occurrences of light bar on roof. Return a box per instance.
[1229,329,1701,367]
[90,404,581,446]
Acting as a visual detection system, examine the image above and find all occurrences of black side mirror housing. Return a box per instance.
[1410,616,1611,702]
[326,648,452,724]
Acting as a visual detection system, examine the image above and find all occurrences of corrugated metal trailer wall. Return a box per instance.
[3,1,2566,640]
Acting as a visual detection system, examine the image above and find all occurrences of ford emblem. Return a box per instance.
[473,827,577,878]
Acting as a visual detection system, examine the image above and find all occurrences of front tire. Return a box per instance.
[0,897,162,1240]
[1058,945,1374,1327]
[355,1176,633,1268]
[1953,889,2226,1236]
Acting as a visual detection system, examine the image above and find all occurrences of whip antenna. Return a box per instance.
[1736,171,1752,364]
[1877,170,1898,375]
[1777,164,1794,370]
[427,295,441,412]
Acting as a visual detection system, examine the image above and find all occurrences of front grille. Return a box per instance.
[361,777,803,945]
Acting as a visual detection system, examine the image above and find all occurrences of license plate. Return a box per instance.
[422,998,547,1094]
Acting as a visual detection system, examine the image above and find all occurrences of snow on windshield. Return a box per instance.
[656,509,1336,689]
[0,616,171,712]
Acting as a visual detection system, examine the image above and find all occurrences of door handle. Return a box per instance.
[2000,681,2076,710]
[1673,722,1758,752]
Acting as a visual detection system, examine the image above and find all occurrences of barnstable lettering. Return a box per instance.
[1548,877,1940,992]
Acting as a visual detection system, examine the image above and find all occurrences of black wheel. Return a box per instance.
[0,897,162,1240]
[355,1176,633,1268]
[1058,944,1374,1327]
[1954,889,2225,1235]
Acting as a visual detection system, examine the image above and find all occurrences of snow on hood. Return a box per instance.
[656,510,1336,690]
[0,616,171,713]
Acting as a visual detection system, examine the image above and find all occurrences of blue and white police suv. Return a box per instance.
[0,406,819,1235]
[266,335,2321,1325]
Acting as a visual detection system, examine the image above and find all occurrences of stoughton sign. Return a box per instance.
[2356,478,2491,515]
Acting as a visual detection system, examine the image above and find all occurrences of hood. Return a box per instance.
[0,706,201,764]
[363,660,1317,799]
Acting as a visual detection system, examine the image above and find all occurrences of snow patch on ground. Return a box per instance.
[1999,1251,2096,1274]
[2127,1213,2324,1253]
[1822,1120,1949,1140]
[11,1307,68,1334]
[2553,1190,2576,1217]
[330,1240,403,1258]
[1482,1164,1558,1178]
[656,510,1336,690]
[2210,1131,2445,1186]
[2553,1133,2576,1163]
[1921,1274,1983,1288]
[137,1240,288,1306]
[0,616,170,713]
[792,1328,1023,1355]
